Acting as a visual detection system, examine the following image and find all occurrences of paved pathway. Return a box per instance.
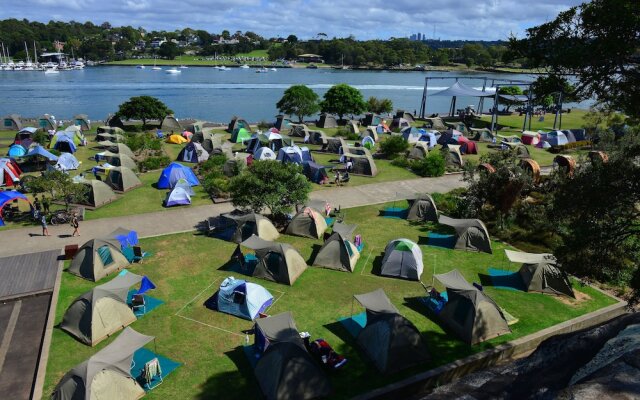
[0,174,464,257]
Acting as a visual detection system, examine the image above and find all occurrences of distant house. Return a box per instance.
[298,54,324,63]
[150,38,167,48]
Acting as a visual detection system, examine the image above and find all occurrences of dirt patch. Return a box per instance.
[555,289,591,305]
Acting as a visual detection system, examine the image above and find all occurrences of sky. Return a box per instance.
[2,0,584,41]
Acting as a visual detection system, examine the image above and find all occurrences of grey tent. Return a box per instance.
[308,130,329,145]
[424,117,447,131]
[177,141,209,163]
[395,110,415,123]
[390,117,410,131]
[215,211,280,243]
[443,144,464,167]
[317,113,338,129]
[274,115,292,131]
[326,137,347,154]
[2,114,22,130]
[104,166,142,193]
[76,179,118,208]
[505,250,575,298]
[38,114,56,131]
[362,113,383,127]
[254,312,331,400]
[343,147,378,176]
[347,120,360,134]
[227,116,251,133]
[408,142,429,160]
[161,115,183,132]
[60,272,143,346]
[69,237,130,281]
[105,114,125,129]
[503,141,531,158]
[106,143,135,158]
[434,269,510,345]
[96,130,125,143]
[73,114,91,131]
[313,223,360,272]
[102,152,138,171]
[354,289,429,374]
[469,127,495,142]
[380,239,424,281]
[238,236,308,285]
[438,215,492,254]
[407,194,438,222]
[52,327,152,400]
[285,207,328,239]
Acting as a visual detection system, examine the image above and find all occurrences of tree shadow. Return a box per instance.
[195,347,260,400]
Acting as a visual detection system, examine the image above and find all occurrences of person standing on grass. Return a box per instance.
[34,196,41,214]
[42,197,50,214]
[41,214,50,236]
[71,213,80,237]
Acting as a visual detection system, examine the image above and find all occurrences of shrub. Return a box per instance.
[33,130,49,145]
[125,132,162,152]
[410,151,446,177]
[391,155,410,168]
[334,127,360,141]
[138,155,170,171]
[548,140,591,153]
[203,174,231,198]
[380,135,409,158]
[200,154,227,174]
[49,149,61,156]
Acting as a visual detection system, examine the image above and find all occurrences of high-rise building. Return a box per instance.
[417,33,421,41]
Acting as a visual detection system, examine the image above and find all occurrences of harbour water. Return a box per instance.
[0,66,585,123]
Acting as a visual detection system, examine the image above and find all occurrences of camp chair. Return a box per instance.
[131,294,146,315]
[140,357,163,390]
[133,246,147,263]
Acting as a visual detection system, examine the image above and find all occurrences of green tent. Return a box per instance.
[231,127,251,143]
[434,269,511,345]
[102,152,138,171]
[52,327,152,400]
[438,215,492,254]
[69,237,130,281]
[353,289,430,373]
[505,250,575,298]
[313,223,359,272]
[60,272,143,345]
[406,194,438,222]
[104,166,142,193]
[76,179,118,208]
[227,116,251,133]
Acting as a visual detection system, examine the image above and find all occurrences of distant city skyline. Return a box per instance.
[3,0,583,41]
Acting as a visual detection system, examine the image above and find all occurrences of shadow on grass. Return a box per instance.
[370,255,383,276]
[307,244,322,265]
[195,347,260,400]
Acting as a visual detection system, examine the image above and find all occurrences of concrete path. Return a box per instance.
[0,174,464,257]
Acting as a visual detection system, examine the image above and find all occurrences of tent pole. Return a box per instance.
[558,91,564,130]
[478,77,487,114]
[419,77,428,118]
[491,85,500,133]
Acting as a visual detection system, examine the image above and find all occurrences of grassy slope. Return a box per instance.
[43,201,617,399]
[479,109,589,133]
[108,51,271,66]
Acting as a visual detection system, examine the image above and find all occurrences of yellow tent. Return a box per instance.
[166,134,188,144]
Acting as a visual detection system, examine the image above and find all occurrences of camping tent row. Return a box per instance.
[313,222,360,273]
[253,312,332,400]
[96,142,134,158]
[433,269,511,345]
[234,235,308,285]
[61,271,144,346]
[53,327,153,400]
[353,289,430,373]
[245,132,293,155]
[529,129,587,148]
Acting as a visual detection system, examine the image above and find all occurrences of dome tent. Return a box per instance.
[2,114,22,130]
[177,141,209,163]
[380,239,424,281]
[236,236,308,285]
[313,223,360,272]
[54,153,80,171]
[165,185,192,206]
[60,272,143,346]
[406,194,438,222]
[0,158,22,187]
[207,276,274,320]
[438,215,492,254]
[52,327,152,400]
[214,211,280,243]
[75,179,118,208]
[69,237,130,281]
[157,162,199,189]
[104,166,142,192]
[285,207,328,239]
[8,144,27,157]
[505,250,575,298]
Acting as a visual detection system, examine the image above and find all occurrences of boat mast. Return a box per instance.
[24,41,30,63]
[34,41,38,65]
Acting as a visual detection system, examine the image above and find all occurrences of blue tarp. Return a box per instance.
[131,348,180,391]
[157,162,199,189]
[25,145,58,161]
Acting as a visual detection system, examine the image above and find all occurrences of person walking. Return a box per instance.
[34,196,42,214]
[41,214,50,236]
[71,213,80,237]
[42,196,50,214]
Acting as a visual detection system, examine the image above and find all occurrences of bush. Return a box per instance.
[380,135,409,158]
[49,149,61,156]
[391,155,410,168]
[203,174,231,198]
[123,124,145,133]
[138,155,170,172]
[432,188,468,218]
[200,154,227,174]
[410,151,446,177]
[125,132,162,152]
[33,130,49,145]
[548,140,592,153]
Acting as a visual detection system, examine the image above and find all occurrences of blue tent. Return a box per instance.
[0,191,31,226]
[545,131,569,146]
[52,135,77,153]
[419,130,438,148]
[277,146,303,164]
[303,161,329,184]
[26,145,58,161]
[8,144,27,158]
[164,186,191,207]
[157,162,199,189]
[207,276,273,320]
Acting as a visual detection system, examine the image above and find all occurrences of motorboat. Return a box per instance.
[136,65,145,69]
[255,67,269,73]
[240,64,250,69]
[165,68,181,74]
[269,68,277,71]
[179,65,188,69]
[44,68,59,74]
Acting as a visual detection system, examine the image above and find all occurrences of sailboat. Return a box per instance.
[152,56,162,70]
[178,56,188,69]
[333,54,349,70]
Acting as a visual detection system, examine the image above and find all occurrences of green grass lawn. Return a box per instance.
[108,51,272,67]
[43,201,617,399]
[479,109,589,132]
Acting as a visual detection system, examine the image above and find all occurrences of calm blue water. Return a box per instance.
[0,67,586,123]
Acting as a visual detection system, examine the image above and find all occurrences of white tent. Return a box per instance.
[54,153,80,171]
[254,147,277,160]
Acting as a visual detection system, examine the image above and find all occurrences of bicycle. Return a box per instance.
[50,210,73,225]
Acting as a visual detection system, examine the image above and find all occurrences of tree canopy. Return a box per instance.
[28,170,89,209]
[276,85,320,123]
[509,0,640,117]
[229,160,311,218]
[115,96,173,127]
[320,84,366,120]
[158,41,181,60]
[497,86,524,112]
[366,97,393,115]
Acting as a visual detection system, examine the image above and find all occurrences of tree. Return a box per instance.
[276,85,320,123]
[509,0,640,118]
[498,86,523,112]
[529,75,580,106]
[28,170,89,210]
[320,84,366,121]
[115,96,173,128]
[158,41,180,60]
[380,136,408,158]
[366,97,393,115]
[548,129,640,302]
[286,34,298,43]
[229,160,311,218]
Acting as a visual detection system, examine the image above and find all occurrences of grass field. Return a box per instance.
[479,109,589,133]
[108,51,273,67]
[42,200,617,399]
